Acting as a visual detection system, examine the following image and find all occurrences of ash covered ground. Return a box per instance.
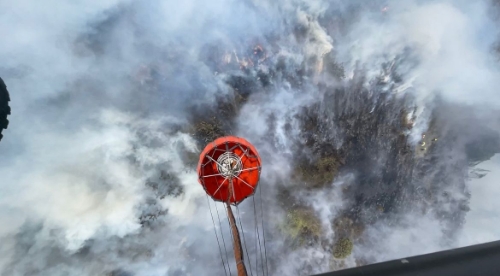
[1,0,500,275]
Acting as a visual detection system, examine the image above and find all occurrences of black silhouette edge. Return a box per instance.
[0,77,10,142]
[312,240,500,276]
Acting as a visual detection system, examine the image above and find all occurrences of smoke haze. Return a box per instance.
[1,0,500,275]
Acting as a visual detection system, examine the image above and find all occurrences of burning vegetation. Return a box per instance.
[131,33,500,273]
[6,2,500,276]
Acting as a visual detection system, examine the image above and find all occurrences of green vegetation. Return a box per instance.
[280,208,322,246]
[331,216,358,260]
[191,119,225,144]
[329,259,348,272]
[333,216,364,240]
[333,238,353,259]
[294,156,341,188]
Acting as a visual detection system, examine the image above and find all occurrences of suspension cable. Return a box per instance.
[255,209,258,276]
[259,184,269,276]
[236,204,254,276]
[206,194,229,276]
[253,194,265,275]
[215,201,233,276]
[253,196,260,275]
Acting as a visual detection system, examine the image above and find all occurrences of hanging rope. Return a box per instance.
[215,201,233,276]
[206,194,229,276]
[224,202,238,275]
[236,205,254,276]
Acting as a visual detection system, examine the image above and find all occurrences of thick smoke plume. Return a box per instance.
[1,0,500,275]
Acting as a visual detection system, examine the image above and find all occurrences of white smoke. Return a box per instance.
[332,0,500,265]
[336,0,500,143]
[1,0,500,275]
[459,154,500,246]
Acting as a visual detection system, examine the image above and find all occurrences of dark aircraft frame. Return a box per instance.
[313,240,500,276]
[0,77,10,141]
